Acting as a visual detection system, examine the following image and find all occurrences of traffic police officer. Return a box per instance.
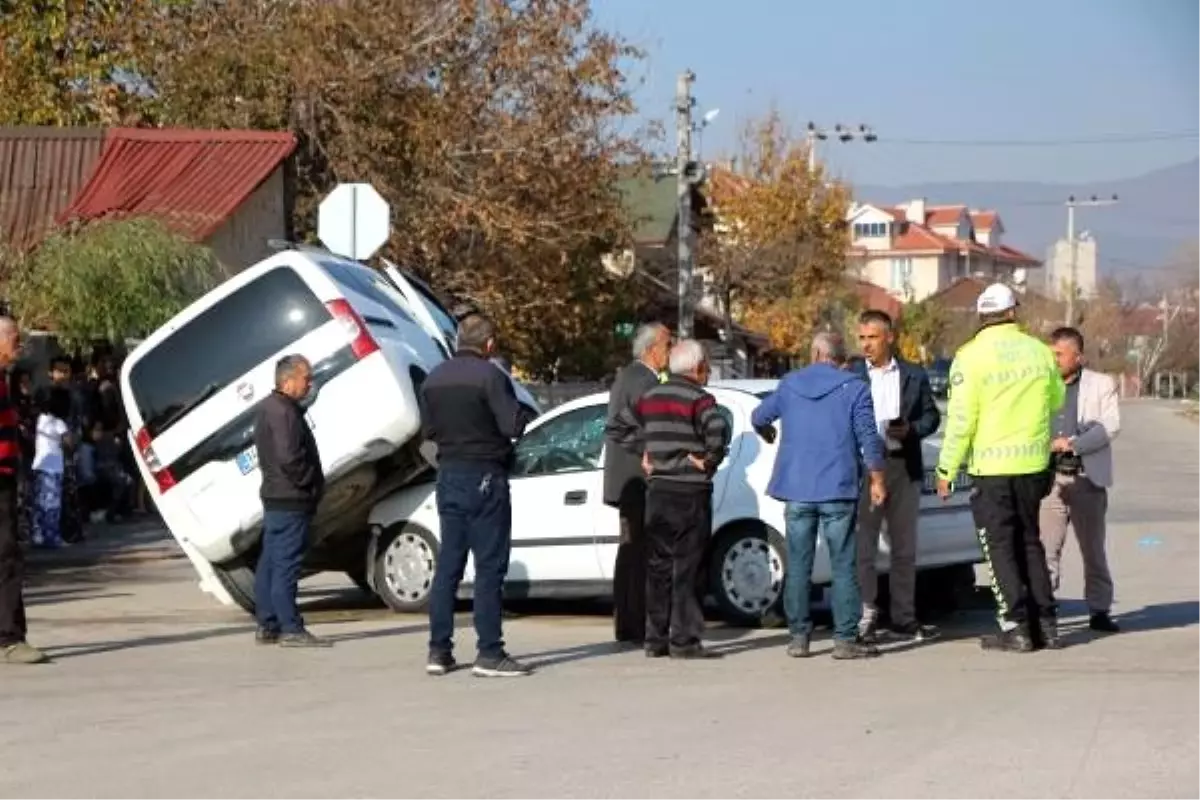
[936,284,1066,652]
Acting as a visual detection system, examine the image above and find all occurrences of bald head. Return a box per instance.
[0,317,19,368]
[811,331,847,366]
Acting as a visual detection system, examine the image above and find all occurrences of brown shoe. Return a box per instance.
[2,641,49,664]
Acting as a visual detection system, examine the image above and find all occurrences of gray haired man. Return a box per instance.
[603,322,670,645]
[610,339,730,659]
[253,355,329,648]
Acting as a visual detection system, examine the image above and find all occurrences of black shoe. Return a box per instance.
[858,618,881,644]
[472,653,534,677]
[890,621,939,642]
[255,627,280,646]
[1037,617,1062,650]
[980,625,1034,653]
[644,643,669,659]
[1089,612,1120,633]
[426,651,457,676]
[279,630,332,648]
[669,644,723,660]
[832,639,879,660]
[786,634,811,658]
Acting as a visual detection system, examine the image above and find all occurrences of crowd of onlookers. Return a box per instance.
[9,353,137,548]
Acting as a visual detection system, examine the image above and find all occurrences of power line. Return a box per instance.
[876,131,1199,147]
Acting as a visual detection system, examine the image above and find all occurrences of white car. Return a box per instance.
[367,385,980,625]
[121,246,538,611]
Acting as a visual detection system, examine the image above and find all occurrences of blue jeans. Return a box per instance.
[784,500,861,641]
[254,509,311,634]
[429,463,512,660]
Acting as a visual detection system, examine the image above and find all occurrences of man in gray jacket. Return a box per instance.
[603,322,670,645]
[1040,327,1121,633]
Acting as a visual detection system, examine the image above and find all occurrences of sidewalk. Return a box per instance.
[24,515,183,569]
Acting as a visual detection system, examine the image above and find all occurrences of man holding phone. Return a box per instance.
[853,310,942,642]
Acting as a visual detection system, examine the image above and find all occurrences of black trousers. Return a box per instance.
[970,471,1056,628]
[645,481,711,649]
[0,479,27,646]
[612,483,647,642]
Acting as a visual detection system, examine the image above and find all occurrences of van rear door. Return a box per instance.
[124,264,340,494]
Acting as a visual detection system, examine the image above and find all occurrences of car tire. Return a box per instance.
[213,560,257,615]
[707,522,787,627]
[372,523,439,613]
[344,568,379,598]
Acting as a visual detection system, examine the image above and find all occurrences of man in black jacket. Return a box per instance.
[853,310,942,642]
[422,314,537,678]
[602,321,670,646]
[253,354,328,648]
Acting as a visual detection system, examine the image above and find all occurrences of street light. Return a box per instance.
[807,121,877,171]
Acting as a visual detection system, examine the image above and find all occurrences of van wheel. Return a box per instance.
[372,524,438,613]
[707,523,786,627]
[213,562,257,615]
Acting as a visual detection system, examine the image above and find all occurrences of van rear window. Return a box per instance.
[129,267,331,438]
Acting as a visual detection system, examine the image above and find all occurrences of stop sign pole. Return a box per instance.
[317,183,391,261]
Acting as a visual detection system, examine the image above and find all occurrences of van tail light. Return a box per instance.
[326,298,380,359]
[135,427,177,493]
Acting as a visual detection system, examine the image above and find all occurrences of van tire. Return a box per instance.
[213,562,257,614]
[372,523,439,613]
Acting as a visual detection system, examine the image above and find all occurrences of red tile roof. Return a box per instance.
[925,205,966,227]
[851,279,902,319]
[991,244,1039,265]
[60,128,296,240]
[971,211,998,230]
[0,127,105,251]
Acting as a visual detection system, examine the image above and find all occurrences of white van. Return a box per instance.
[120,247,537,610]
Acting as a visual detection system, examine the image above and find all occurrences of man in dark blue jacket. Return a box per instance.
[421,314,537,678]
[752,332,886,660]
[852,310,941,642]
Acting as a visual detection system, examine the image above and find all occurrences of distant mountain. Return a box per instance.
[856,159,1198,280]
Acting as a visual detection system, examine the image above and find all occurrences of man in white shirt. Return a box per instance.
[853,310,942,641]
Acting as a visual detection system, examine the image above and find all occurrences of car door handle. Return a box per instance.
[563,490,588,505]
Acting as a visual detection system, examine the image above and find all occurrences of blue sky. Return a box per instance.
[592,0,1199,186]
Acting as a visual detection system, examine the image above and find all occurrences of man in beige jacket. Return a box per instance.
[1041,327,1120,633]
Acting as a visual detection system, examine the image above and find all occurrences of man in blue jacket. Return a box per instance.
[752,332,887,660]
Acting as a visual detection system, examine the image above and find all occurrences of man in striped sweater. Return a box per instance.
[609,339,730,659]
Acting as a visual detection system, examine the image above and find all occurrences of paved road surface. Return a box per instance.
[2,402,1197,798]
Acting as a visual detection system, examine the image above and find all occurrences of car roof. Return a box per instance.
[712,378,779,394]
[541,385,757,421]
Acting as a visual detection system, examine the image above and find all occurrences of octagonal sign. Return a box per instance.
[318,183,391,261]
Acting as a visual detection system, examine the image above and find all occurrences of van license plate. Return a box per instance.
[236,447,259,475]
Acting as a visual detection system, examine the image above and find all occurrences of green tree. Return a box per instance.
[7,218,222,345]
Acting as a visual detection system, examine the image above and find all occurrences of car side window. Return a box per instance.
[512,404,607,477]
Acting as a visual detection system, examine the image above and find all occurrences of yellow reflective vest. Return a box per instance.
[936,322,1065,478]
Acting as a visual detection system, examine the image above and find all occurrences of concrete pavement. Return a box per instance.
[1,402,1196,798]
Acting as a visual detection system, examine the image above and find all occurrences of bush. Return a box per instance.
[7,217,222,346]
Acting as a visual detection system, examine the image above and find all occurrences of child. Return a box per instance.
[31,388,74,548]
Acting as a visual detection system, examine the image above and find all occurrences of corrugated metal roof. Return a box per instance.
[0,127,105,252]
[61,128,297,240]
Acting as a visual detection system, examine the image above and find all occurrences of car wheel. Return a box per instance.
[344,568,377,597]
[213,560,257,615]
[372,524,439,613]
[708,523,786,627]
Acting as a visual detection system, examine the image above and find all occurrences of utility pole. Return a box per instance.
[1063,193,1118,324]
[675,69,696,339]
[805,122,877,172]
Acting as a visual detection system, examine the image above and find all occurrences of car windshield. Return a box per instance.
[128,267,330,438]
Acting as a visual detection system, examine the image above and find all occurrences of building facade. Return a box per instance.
[846,198,1041,302]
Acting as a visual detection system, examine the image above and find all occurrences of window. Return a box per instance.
[512,404,608,477]
[854,222,889,238]
[889,257,913,293]
[128,268,331,438]
[319,259,417,325]
[400,270,459,346]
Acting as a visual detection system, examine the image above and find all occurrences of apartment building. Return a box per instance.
[846,198,1041,302]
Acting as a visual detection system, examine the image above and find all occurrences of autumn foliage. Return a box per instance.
[0,0,651,378]
[701,110,852,355]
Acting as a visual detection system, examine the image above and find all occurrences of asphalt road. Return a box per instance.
[2,401,1196,798]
